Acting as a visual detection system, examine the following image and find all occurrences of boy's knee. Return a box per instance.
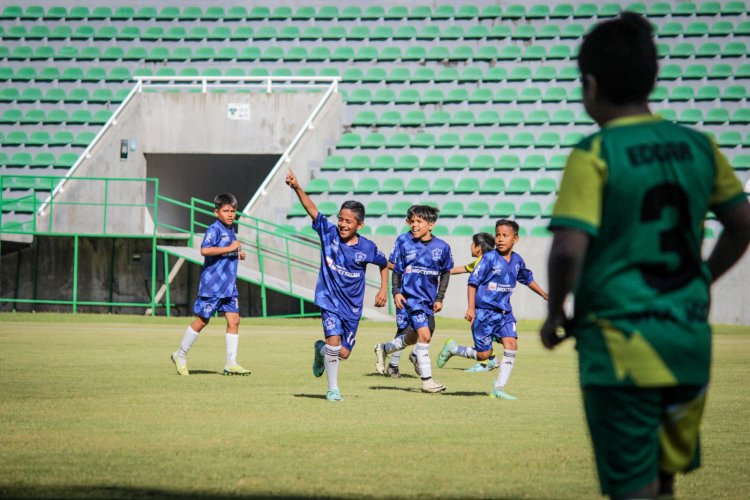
[339,349,351,360]
[476,351,492,361]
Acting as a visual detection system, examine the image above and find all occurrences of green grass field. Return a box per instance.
[1,313,748,499]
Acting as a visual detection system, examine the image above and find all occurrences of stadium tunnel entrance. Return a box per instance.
[145,153,279,232]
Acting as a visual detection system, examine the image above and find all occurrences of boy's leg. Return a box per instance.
[324,336,342,399]
[221,300,250,376]
[410,314,445,393]
[171,301,211,375]
[491,316,518,399]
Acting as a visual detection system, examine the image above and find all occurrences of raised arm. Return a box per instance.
[285,170,318,220]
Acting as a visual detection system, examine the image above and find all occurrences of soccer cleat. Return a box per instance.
[465,362,489,372]
[421,378,446,393]
[374,343,387,375]
[437,338,456,368]
[408,351,421,376]
[326,389,343,402]
[312,340,325,377]
[489,389,517,400]
[171,352,189,376]
[223,363,251,376]
[386,364,401,378]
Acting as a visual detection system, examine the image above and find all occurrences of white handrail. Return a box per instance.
[241,79,340,214]
[36,80,144,216]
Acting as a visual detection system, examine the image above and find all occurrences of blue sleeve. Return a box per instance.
[442,243,454,272]
[201,225,219,248]
[468,254,489,287]
[517,257,534,285]
[370,245,388,268]
[392,240,405,274]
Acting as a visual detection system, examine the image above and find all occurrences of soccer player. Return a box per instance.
[437,220,548,399]
[171,193,250,376]
[540,13,750,500]
[374,205,453,393]
[286,170,388,402]
[449,232,499,372]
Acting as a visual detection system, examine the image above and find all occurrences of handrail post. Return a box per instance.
[72,235,79,314]
[163,249,171,317]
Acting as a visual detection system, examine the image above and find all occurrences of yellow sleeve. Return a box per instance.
[709,137,746,212]
[465,257,481,273]
[550,137,608,235]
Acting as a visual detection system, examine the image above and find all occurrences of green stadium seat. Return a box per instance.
[440,202,464,218]
[709,63,734,79]
[563,132,585,147]
[696,43,720,58]
[490,202,515,218]
[516,202,542,218]
[430,178,456,194]
[732,154,750,170]
[386,134,410,149]
[459,133,483,148]
[462,202,488,218]
[550,109,575,125]
[455,179,480,194]
[719,131,742,148]
[722,42,747,58]
[469,88,493,104]
[393,157,418,172]
[659,65,682,81]
[522,155,547,170]
[660,22,683,38]
[698,2,721,16]
[532,178,558,194]
[363,133,387,149]
[321,156,345,172]
[695,86,720,102]
[549,155,567,170]
[380,178,405,194]
[723,86,746,101]
[705,108,730,124]
[305,179,329,195]
[506,178,532,194]
[686,22,709,37]
[508,67,531,82]
[41,88,65,103]
[329,179,355,194]
[709,21,733,37]
[494,88,518,104]
[510,133,534,148]
[480,178,505,195]
[21,109,45,125]
[487,133,511,149]
[404,178,429,195]
[344,156,369,172]
[731,109,750,125]
[472,155,496,171]
[670,86,695,102]
[17,87,41,103]
[337,133,361,149]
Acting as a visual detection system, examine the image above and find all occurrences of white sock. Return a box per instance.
[177,326,199,358]
[225,333,239,365]
[389,349,403,367]
[415,342,432,379]
[452,345,477,359]
[325,344,341,391]
[384,334,406,354]
[494,350,517,390]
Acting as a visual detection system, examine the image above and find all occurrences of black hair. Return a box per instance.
[340,200,365,223]
[495,219,520,236]
[577,12,658,105]
[472,232,496,254]
[406,204,440,224]
[214,193,238,210]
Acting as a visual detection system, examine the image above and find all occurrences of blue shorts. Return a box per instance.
[403,307,433,332]
[321,310,360,351]
[471,308,516,353]
[395,307,435,336]
[193,296,239,318]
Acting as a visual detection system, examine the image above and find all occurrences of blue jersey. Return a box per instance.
[391,233,454,313]
[198,220,239,298]
[312,213,388,321]
[468,250,534,313]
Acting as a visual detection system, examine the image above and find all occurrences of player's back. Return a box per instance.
[573,115,728,322]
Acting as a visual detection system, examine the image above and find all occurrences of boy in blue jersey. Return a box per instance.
[374,205,454,393]
[438,220,548,399]
[171,193,250,376]
[286,170,388,402]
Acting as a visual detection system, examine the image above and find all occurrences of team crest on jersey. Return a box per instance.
[431,248,443,261]
[488,282,497,291]
[324,316,336,331]
[354,251,366,263]
[405,265,412,274]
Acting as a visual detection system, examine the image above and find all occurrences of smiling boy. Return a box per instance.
[286,170,388,401]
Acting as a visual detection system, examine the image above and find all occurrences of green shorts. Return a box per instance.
[583,384,706,497]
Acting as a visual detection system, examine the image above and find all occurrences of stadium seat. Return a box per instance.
[419,155,443,171]
[480,178,505,195]
[465,202,490,218]
[471,155,496,171]
[430,178,455,194]
[440,202,464,218]
[455,178,480,194]
[531,178,558,194]
[404,178,429,194]
[516,202,542,218]
[346,156,371,171]
[380,178,405,194]
[490,202,515,218]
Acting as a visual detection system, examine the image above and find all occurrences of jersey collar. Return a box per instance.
[604,114,662,129]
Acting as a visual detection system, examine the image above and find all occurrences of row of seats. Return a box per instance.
[6,20,750,43]
[2,62,749,85]
[1,152,77,168]
[1,3,746,22]
[3,41,748,63]
[345,85,749,105]
[349,108,750,128]
[305,176,559,195]
[0,109,113,126]
[1,130,95,147]
[289,199,553,219]
[335,130,750,150]
[0,87,130,104]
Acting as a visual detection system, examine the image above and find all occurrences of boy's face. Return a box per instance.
[470,242,481,258]
[406,215,434,241]
[337,208,363,241]
[214,204,236,226]
[495,224,519,255]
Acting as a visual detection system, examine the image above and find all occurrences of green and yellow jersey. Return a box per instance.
[550,115,746,387]
[464,256,481,274]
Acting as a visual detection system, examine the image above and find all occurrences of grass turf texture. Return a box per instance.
[0,313,748,499]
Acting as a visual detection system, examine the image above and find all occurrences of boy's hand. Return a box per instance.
[238,248,246,260]
[394,293,406,309]
[464,307,475,323]
[285,170,299,189]
[433,301,443,313]
[227,240,241,252]
[540,316,569,350]
[374,290,387,308]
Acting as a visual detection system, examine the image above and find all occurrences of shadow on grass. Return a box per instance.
[363,372,418,379]
[293,393,328,400]
[0,485,339,499]
[187,370,224,375]
[369,386,490,397]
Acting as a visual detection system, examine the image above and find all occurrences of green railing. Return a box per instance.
[1,174,392,317]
